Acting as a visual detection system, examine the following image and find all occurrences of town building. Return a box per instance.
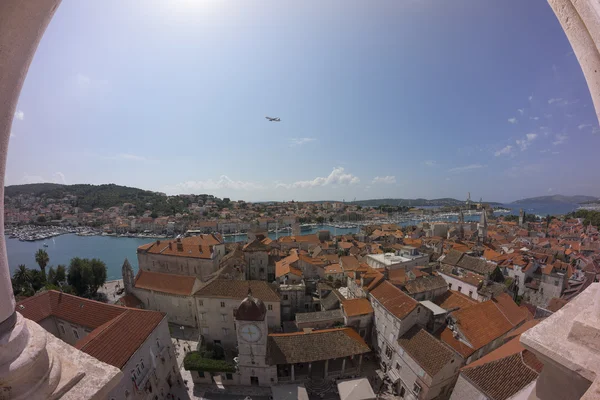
[16,291,180,399]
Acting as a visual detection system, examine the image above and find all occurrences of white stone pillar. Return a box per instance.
[341,358,346,375]
[291,364,295,381]
[547,0,600,125]
[324,360,328,378]
[0,0,62,326]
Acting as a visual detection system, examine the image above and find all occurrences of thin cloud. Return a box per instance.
[164,176,265,194]
[21,172,67,185]
[516,133,538,151]
[448,164,485,174]
[494,145,513,157]
[548,98,563,104]
[552,134,568,145]
[371,176,396,184]
[508,117,518,124]
[117,153,147,161]
[53,172,67,185]
[423,160,436,167]
[578,124,592,130]
[289,138,316,146]
[528,95,533,102]
[14,110,24,121]
[530,116,539,121]
[276,167,360,189]
[76,73,109,90]
[517,109,524,116]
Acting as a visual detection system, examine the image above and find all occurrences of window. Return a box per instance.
[198,371,205,377]
[220,301,226,307]
[458,286,462,292]
[59,324,65,335]
[385,345,393,359]
[199,312,206,320]
[226,373,233,380]
[131,370,137,382]
[413,383,422,395]
[140,360,145,370]
[283,295,289,300]
[304,303,309,310]
[198,300,204,306]
[469,290,473,297]
[222,328,230,336]
[250,376,259,386]
[395,362,401,371]
[399,386,406,398]
[72,329,79,340]
[136,364,141,375]
[221,314,227,322]
[554,279,559,286]
[448,283,452,289]
[259,267,264,273]
[417,307,420,314]
[268,304,273,311]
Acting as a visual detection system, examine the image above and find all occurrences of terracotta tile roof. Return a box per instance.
[369,281,418,320]
[135,270,198,296]
[546,297,568,312]
[76,309,165,369]
[439,327,475,358]
[276,253,301,278]
[492,293,530,326]
[325,263,343,274]
[242,238,271,252]
[116,293,143,308]
[342,298,374,317]
[462,344,540,400]
[195,279,280,302]
[138,235,221,259]
[433,290,477,311]
[445,295,526,352]
[340,256,360,271]
[403,275,447,295]
[398,326,456,377]
[266,328,370,365]
[17,291,165,369]
[388,269,408,285]
[18,290,124,328]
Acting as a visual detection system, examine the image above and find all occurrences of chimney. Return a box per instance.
[157,240,160,245]
[169,242,172,250]
[177,241,183,252]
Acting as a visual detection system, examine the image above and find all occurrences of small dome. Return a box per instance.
[236,289,266,321]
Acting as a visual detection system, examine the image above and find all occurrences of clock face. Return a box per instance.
[240,324,262,342]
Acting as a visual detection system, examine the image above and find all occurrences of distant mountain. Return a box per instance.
[348,198,502,207]
[512,195,599,204]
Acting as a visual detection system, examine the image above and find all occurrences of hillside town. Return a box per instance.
[14,202,600,400]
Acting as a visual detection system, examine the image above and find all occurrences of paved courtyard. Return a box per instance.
[97,279,125,303]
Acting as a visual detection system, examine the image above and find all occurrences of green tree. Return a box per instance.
[329,217,334,223]
[489,266,505,283]
[47,267,56,285]
[67,257,107,297]
[150,211,158,218]
[89,258,107,294]
[315,216,325,224]
[35,249,49,281]
[55,265,66,284]
[12,265,32,290]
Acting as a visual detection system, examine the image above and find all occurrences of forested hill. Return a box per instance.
[4,183,212,214]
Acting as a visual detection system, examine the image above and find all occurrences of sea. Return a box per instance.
[4,201,579,281]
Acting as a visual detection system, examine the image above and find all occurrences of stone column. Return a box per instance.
[358,354,363,372]
[1,0,63,327]
[291,364,295,381]
[324,360,329,378]
[341,358,346,375]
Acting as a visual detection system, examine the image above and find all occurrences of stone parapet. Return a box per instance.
[521,283,600,400]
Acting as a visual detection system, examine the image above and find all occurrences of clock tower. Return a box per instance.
[235,288,276,386]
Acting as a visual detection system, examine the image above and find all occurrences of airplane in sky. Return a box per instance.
[265,116,281,122]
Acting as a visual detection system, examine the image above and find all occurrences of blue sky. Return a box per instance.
[7,0,600,202]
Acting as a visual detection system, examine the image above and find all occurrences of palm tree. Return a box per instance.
[13,264,32,288]
[35,249,49,281]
